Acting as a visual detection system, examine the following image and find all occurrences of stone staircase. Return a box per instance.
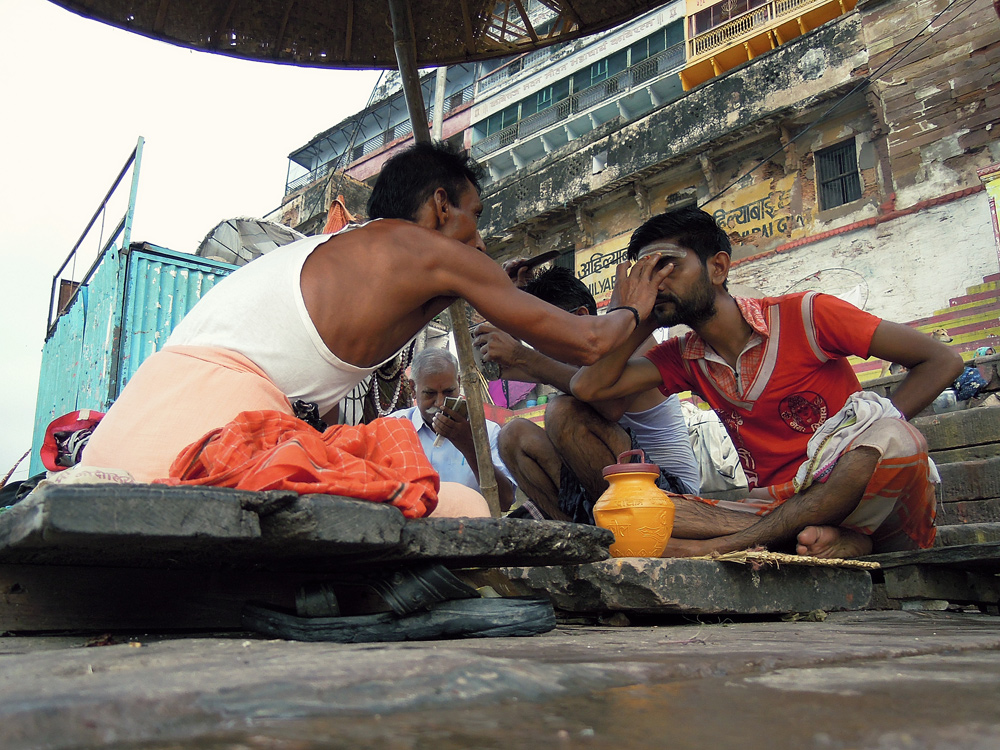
[911,407,1000,548]
[852,272,1000,383]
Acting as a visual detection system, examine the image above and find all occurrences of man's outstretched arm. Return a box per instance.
[473,323,655,421]
[867,320,964,419]
[570,317,663,403]
[431,235,671,366]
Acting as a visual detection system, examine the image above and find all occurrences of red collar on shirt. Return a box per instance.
[680,296,769,360]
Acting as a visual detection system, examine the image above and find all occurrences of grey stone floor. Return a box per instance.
[2,610,999,749]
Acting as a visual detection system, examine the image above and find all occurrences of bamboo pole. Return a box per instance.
[388,0,501,517]
[447,303,502,517]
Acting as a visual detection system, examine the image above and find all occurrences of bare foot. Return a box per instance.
[796,526,873,558]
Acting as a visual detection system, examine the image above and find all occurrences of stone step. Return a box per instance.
[503,558,872,616]
[911,407,1000,452]
[919,296,1000,325]
[934,522,1000,547]
[911,302,1000,331]
[938,498,1000,525]
[936,456,1000,501]
[930,443,1000,464]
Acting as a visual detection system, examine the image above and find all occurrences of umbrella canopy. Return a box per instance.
[195,218,305,266]
[48,0,668,68]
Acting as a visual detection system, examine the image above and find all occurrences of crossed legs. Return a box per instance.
[498,396,630,522]
[665,447,881,558]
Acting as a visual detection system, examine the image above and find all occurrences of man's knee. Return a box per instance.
[544,395,626,455]
[498,417,549,465]
[432,482,491,518]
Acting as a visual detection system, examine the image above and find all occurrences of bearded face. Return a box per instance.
[652,263,717,328]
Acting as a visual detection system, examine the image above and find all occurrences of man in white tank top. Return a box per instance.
[82,143,676,516]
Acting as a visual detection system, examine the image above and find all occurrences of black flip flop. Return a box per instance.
[241,563,555,642]
[242,596,556,642]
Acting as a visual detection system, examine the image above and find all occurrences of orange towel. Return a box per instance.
[157,411,439,519]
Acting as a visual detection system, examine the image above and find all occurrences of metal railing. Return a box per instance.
[689,0,818,59]
[472,43,685,159]
[284,83,475,195]
[47,137,144,337]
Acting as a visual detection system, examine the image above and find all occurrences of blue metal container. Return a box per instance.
[29,242,237,475]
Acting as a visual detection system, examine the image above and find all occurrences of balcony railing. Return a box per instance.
[284,83,475,195]
[476,43,561,95]
[472,43,684,160]
[689,0,816,59]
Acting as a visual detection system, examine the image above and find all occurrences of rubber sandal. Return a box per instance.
[242,563,556,642]
[242,597,556,642]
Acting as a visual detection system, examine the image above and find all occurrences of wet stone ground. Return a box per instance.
[2,610,1000,749]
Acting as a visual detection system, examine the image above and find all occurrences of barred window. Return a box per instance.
[816,139,862,210]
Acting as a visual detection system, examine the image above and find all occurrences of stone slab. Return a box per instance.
[503,557,872,615]
[252,494,409,563]
[912,407,1000,451]
[881,564,1000,606]
[0,484,262,567]
[937,456,1000,501]
[934,522,1000,547]
[938,498,1000,525]
[863,541,1000,571]
[0,487,611,572]
[367,517,613,569]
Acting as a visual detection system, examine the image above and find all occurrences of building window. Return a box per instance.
[590,60,609,86]
[816,139,862,210]
[536,86,553,111]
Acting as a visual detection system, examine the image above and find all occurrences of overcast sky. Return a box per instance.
[0,0,384,481]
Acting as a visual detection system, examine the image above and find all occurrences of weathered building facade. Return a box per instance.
[480,0,1000,328]
[272,0,1000,333]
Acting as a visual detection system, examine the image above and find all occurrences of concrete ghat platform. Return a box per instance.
[503,557,873,615]
[1,611,999,749]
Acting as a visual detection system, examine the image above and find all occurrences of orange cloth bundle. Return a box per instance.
[157,410,439,518]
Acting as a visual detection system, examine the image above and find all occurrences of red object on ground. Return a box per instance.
[40,410,106,471]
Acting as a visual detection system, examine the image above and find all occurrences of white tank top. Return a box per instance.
[167,232,394,413]
[619,396,702,494]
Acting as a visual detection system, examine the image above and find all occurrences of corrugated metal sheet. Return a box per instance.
[116,244,234,398]
[29,244,237,475]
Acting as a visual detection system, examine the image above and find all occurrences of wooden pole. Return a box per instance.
[446,303,502,517]
[387,0,431,144]
[388,0,502,517]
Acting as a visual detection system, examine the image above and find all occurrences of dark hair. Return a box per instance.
[367,141,485,221]
[627,205,731,265]
[523,267,597,316]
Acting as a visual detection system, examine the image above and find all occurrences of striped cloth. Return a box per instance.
[156,411,439,519]
[677,416,937,551]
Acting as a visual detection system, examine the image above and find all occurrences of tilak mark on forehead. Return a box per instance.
[637,241,688,261]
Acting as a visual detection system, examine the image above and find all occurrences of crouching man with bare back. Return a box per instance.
[571,206,963,558]
[80,142,673,516]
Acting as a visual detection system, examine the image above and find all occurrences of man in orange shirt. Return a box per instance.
[572,206,963,558]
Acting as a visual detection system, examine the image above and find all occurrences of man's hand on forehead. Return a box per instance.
[637,241,687,262]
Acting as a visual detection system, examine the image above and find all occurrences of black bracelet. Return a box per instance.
[608,305,640,329]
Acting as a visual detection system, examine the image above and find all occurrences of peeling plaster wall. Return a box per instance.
[269,170,372,234]
[730,192,997,322]
[477,0,1000,326]
[481,14,869,239]
[861,0,1000,207]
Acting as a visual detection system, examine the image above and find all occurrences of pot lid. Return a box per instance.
[602,449,659,477]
